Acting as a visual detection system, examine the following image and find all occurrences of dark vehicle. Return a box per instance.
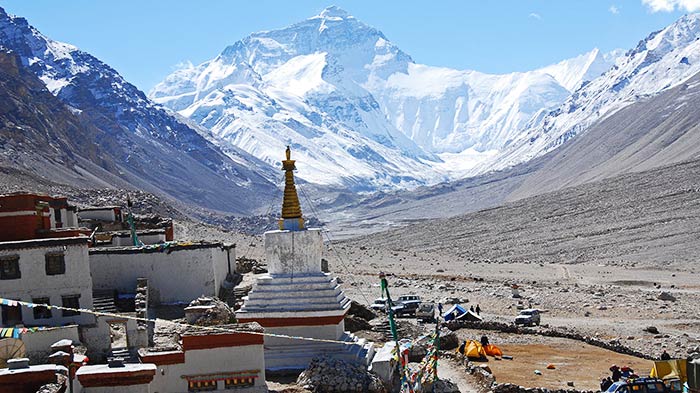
[392,301,419,317]
[605,378,666,393]
[514,309,540,326]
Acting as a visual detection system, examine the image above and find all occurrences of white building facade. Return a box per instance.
[0,237,94,327]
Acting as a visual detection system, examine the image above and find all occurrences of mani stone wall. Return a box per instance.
[88,243,230,304]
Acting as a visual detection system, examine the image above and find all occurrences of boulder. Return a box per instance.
[645,326,660,334]
[658,292,676,302]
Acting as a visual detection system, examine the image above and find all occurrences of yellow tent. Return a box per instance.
[457,340,487,359]
[650,359,687,383]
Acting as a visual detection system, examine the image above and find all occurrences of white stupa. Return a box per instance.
[236,147,374,372]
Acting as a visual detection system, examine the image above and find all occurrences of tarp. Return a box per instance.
[650,359,687,383]
[443,304,467,321]
[484,344,503,357]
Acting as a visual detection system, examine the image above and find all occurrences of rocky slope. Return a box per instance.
[0,6,277,214]
[329,68,700,236]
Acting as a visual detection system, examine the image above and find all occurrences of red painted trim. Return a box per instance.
[181,332,263,350]
[236,314,345,327]
[139,351,185,365]
[77,369,155,387]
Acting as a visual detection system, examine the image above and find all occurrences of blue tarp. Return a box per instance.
[443,304,467,321]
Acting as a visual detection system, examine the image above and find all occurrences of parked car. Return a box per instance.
[416,303,436,322]
[514,309,540,326]
[605,378,666,393]
[392,302,419,317]
[370,298,392,312]
[398,295,421,306]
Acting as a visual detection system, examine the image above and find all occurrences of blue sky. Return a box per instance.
[0,0,693,92]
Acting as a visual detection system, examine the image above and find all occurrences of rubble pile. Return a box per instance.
[236,257,267,274]
[297,356,386,393]
[184,296,236,326]
[493,383,596,393]
[430,378,461,393]
[345,301,377,333]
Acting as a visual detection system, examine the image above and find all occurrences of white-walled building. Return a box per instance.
[139,323,267,393]
[88,242,233,305]
[0,236,94,327]
[75,361,156,393]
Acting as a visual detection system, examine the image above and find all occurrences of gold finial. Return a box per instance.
[279,146,304,230]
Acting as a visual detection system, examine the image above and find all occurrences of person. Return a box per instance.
[481,335,490,347]
[621,366,633,378]
[610,365,621,382]
[458,340,466,355]
[661,350,671,360]
[476,304,481,315]
[438,303,443,315]
[601,377,613,391]
[470,305,475,313]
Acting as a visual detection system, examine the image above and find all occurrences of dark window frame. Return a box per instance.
[45,252,66,275]
[61,295,80,317]
[32,297,52,320]
[0,255,21,280]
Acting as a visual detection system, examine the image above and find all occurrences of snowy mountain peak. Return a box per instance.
[316,5,352,20]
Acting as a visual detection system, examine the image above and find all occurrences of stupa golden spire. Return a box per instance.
[279,146,305,231]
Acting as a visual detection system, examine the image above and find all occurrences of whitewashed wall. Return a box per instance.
[0,239,94,327]
[23,325,80,363]
[150,344,266,393]
[265,229,322,275]
[89,245,229,304]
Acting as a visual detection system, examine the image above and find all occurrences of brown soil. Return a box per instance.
[471,340,653,390]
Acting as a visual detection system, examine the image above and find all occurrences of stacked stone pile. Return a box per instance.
[185,297,236,326]
[296,356,385,393]
[493,383,595,393]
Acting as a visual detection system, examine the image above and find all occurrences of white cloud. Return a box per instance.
[642,0,700,12]
[528,12,542,20]
[609,5,620,14]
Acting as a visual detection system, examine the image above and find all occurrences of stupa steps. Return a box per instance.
[255,274,338,283]
[264,336,372,371]
[244,291,346,304]
[250,284,343,294]
[238,299,350,313]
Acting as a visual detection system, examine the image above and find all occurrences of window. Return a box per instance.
[0,256,20,280]
[225,377,255,389]
[61,295,80,317]
[32,297,52,319]
[45,253,66,275]
[188,380,217,391]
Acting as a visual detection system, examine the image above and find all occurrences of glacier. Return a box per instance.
[151,6,618,190]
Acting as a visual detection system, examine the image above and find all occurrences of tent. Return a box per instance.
[650,359,687,383]
[457,340,487,359]
[443,304,467,321]
[455,310,483,322]
[484,344,503,357]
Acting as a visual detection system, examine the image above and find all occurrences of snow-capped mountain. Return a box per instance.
[152,6,616,187]
[0,6,277,214]
[488,13,700,173]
